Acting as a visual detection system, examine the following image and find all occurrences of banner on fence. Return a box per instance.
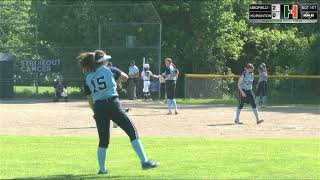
[18,59,62,73]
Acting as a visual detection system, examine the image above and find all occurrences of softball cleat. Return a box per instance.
[235,120,243,124]
[98,169,110,174]
[257,119,264,124]
[142,160,160,170]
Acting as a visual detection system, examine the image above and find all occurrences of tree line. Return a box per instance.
[0,0,319,97]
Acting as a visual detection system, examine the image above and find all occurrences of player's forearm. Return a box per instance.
[118,72,129,82]
[150,74,158,79]
[238,77,244,92]
[135,72,139,77]
[237,81,242,91]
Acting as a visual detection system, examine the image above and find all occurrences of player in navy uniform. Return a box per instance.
[255,63,268,107]
[235,63,264,124]
[78,51,159,174]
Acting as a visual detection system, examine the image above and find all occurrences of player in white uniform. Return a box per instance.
[141,64,158,100]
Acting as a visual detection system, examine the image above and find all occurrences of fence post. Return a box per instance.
[291,78,294,103]
[98,16,101,49]
[35,0,39,95]
[184,75,187,99]
[35,72,39,95]
[158,23,162,99]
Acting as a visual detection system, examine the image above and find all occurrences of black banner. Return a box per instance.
[17,59,62,73]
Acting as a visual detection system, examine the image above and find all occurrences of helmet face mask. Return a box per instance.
[259,65,264,71]
[259,63,266,71]
[143,63,150,70]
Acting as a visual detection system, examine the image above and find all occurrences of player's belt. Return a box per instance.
[96,96,119,103]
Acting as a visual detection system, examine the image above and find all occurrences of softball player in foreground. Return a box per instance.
[235,63,264,124]
[78,51,159,174]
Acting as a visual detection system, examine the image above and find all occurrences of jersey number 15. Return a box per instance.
[91,76,107,93]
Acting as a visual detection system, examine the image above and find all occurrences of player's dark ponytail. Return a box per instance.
[78,52,96,72]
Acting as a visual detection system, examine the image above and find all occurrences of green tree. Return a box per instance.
[0,0,34,59]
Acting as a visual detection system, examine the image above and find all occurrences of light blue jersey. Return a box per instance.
[241,71,254,90]
[165,65,177,81]
[258,69,268,82]
[85,66,118,102]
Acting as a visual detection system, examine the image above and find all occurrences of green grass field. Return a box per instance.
[14,86,81,94]
[14,86,82,98]
[0,136,319,179]
[176,98,237,105]
[13,86,319,105]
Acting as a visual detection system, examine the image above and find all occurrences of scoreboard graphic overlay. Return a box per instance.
[249,4,318,23]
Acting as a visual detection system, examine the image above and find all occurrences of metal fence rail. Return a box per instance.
[185,74,320,104]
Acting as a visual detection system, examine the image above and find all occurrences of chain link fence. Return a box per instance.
[185,74,320,104]
[0,1,161,99]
